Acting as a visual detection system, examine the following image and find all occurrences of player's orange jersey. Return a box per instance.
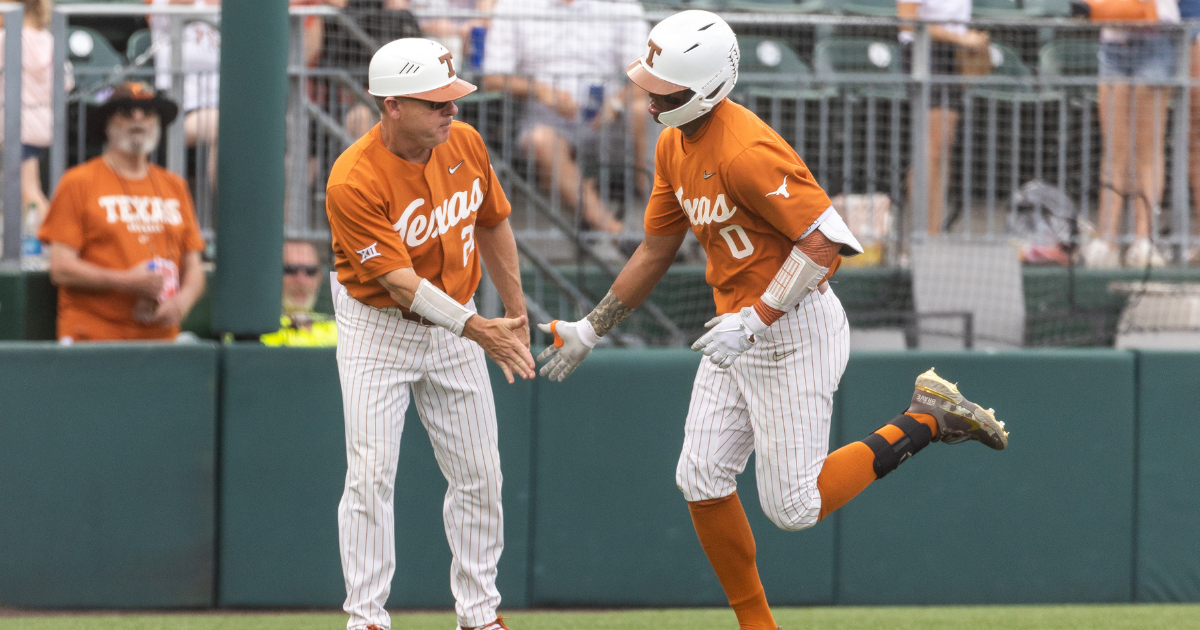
[644,99,840,315]
[326,121,511,309]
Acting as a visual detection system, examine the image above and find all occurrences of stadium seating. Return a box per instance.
[827,0,896,17]
[972,0,1024,17]
[814,37,907,99]
[965,41,1060,103]
[66,26,126,95]
[724,0,827,13]
[734,36,835,101]
[1038,38,1101,104]
[125,28,152,66]
[1038,38,1100,78]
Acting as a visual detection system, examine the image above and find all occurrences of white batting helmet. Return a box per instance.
[368,38,476,101]
[625,10,739,127]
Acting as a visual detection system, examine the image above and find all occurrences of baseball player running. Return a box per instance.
[326,39,533,630]
[537,12,1008,630]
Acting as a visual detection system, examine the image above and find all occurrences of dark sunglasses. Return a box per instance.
[389,97,452,111]
[114,103,157,117]
[284,264,320,277]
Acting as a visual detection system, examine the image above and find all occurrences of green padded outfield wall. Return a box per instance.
[218,345,533,608]
[529,349,836,606]
[0,343,218,607]
[0,270,56,340]
[834,351,1136,604]
[1136,351,1200,602]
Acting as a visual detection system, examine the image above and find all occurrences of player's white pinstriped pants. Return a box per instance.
[677,287,849,531]
[335,290,503,630]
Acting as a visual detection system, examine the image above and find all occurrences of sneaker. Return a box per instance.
[1081,239,1120,268]
[907,368,1008,450]
[1123,238,1166,268]
[462,618,510,630]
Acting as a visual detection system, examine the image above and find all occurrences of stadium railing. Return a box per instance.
[36,5,1200,346]
[0,3,25,269]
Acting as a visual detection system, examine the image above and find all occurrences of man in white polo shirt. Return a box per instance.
[482,0,650,243]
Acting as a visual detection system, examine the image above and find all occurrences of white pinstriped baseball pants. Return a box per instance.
[677,287,849,531]
[336,290,503,630]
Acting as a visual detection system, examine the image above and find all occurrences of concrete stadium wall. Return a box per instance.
[0,344,1196,608]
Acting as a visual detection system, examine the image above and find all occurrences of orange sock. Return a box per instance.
[816,412,937,521]
[688,493,777,630]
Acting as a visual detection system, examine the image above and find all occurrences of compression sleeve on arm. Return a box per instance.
[410,279,475,336]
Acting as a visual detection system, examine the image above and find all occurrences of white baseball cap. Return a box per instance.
[368,38,477,101]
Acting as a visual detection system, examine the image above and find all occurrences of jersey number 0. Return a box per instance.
[719,224,754,259]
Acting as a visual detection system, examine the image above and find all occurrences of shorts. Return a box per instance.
[1099,37,1176,81]
[904,40,964,110]
[518,101,631,179]
[21,144,47,163]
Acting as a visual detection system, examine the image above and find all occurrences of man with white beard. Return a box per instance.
[39,81,207,342]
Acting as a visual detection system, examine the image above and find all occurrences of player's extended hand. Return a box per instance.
[464,314,536,384]
[690,307,769,369]
[535,319,600,382]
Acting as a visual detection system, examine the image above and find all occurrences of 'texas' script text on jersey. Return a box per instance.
[326,122,512,309]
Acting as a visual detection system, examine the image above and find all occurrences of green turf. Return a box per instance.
[2,605,1200,630]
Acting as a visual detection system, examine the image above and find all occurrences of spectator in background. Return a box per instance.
[320,0,422,138]
[0,0,74,224]
[482,0,650,246]
[1185,0,1200,264]
[146,0,220,192]
[147,0,332,186]
[1083,0,1179,268]
[260,239,336,347]
[898,0,986,236]
[39,82,205,342]
[409,0,494,65]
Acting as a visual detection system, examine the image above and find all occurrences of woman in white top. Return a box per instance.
[0,0,75,222]
[898,0,988,236]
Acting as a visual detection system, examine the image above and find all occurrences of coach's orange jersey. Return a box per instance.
[326,121,511,309]
[644,99,839,315]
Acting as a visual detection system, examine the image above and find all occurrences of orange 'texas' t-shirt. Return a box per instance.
[39,158,205,341]
[644,99,840,315]
[326,121,511,308]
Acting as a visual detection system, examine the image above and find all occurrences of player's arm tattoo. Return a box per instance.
[586,290,634,338]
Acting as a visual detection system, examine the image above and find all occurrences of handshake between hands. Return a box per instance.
[531,307,767,383]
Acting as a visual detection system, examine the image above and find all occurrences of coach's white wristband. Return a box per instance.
[410,279,474,336]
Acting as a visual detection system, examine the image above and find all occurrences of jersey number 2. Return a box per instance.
[719,224,754,259]
[461,225,476,266]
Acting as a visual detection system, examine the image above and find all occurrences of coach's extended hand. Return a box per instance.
[536,319,600,381]
[464,314,537,384]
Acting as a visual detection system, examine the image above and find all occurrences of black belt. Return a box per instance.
[399,308,435,326]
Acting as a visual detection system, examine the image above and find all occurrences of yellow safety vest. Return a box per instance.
[260,313,338,347]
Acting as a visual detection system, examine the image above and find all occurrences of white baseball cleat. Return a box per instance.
[907,368,1008,450]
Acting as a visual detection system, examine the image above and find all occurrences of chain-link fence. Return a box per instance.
[34,4,1200,346]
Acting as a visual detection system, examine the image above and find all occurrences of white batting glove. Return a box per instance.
[690,307,769,369]
[536,319,601,381]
